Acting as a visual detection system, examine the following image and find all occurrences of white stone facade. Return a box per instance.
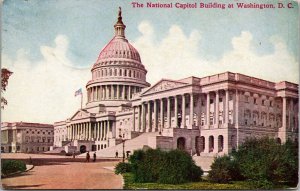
[54,9,298,155]
[1,122,54,153]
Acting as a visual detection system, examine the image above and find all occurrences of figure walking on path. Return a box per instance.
[115,151,118,158]
[86,151,90,162]
[93,152,96,162]
[72,151,76,158]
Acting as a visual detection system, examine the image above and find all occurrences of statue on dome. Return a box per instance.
[118,7,122,17]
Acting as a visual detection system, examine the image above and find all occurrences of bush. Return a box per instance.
[208,155,243,183]
[1,160,26,175]
[232,137,298,188]
[129,149,203,184]
[115,162,132,174]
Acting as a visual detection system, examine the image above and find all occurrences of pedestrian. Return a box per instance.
[93,152,96,162]
[126,151,130,159]
[115,151,118,158]
[86,151,90,162]
[72,151,75,159]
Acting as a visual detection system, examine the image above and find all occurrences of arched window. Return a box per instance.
[129,70,131,77]
[109,69,112,76]
[101,69,103,77]
[114,69,117,76]
[133,70,136,78]
[124,70,127,76]
[119,69,122,76]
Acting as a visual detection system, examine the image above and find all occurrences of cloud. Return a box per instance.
[133,22,299,84]
[2,35,90,124]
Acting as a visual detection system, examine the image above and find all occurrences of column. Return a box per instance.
[100,122,103,140]
[117,85,120,99]
[225,89,229,124]
[137,105,141,132]
[160,99,164,131]
[147,101,152,132]
[129,86,131,99]
[190,94,194,127]
[132,107,136,131]
[88,122,92,140]
[71,125,74,140]
[206,93,210,126]
[215,91,219,128]
[153,100,158,131]
[282,97,287,130]
[198,95,202,127]
[105,121,108,140]
[174,96,178,128]
[167,98,171,128]
[235,90,239,148]
[182,94,186,128]
[141,103,146,132]
[122,85,126,99]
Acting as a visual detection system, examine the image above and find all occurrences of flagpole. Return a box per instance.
[81,93,83,109]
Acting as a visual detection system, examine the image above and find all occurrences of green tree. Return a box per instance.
[1,68,13,109]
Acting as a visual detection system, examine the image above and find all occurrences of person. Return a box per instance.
[72,151,75,159]
[93,152,96,162]
[126,151,130,159]
[86,151,90,162]
[115,151,118,158]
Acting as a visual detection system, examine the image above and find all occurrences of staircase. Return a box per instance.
[86,132,159,158]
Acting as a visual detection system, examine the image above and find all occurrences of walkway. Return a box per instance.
[1,154,123,189]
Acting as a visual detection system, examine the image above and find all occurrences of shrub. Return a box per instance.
[129,149,203,184]
[115,162,132,174]
[129,149,165,183]
[1,160,26,175]
[208,155,243,183]
[232,137,298,188]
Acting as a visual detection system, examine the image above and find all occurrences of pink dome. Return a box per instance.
[96,37,141,63]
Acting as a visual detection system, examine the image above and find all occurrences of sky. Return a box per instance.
[1,0,299,124]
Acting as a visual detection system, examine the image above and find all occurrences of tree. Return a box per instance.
[1,68,13,109]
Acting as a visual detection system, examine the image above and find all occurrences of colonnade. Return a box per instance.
[87,85,142,102]
[132,89,233,132]
[67,120,112,141]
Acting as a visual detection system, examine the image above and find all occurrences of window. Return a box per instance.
[245,96,249,102]
[210,99,214,104]
[201,101,205,106]
[262,100,265,105]
[254,98,257,104]
[245,119,248,125]
[219,98,223,102]
[209,117,213,125]
[270,101,273,107]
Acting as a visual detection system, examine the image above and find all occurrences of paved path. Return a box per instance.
[1,154,123,189]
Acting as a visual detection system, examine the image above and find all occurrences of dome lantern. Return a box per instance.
[114,7,126,38]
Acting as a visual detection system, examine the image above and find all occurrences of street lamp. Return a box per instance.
[119,135,125,162]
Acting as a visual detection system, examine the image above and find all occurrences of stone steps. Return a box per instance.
[87,132,159,157]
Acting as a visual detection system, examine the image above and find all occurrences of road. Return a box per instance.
[1,154,123,189]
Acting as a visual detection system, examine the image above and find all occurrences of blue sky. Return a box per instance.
[2,0,299,123]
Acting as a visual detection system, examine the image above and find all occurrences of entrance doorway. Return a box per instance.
[177,137,186,150]
[80,145,87,153]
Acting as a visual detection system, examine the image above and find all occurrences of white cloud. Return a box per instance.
[2,35,90,124]
[133,22,299,84]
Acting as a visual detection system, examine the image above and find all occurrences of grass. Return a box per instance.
[123,173,260,190]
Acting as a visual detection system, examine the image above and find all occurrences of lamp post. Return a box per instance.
[119,135,125,162]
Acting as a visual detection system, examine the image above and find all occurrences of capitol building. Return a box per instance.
[53,9,298,156]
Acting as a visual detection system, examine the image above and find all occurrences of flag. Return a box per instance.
[74,88,82,97]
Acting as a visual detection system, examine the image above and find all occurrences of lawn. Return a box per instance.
[123,173,259,190]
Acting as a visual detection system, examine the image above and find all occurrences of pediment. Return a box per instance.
[142,79,188,95]
[70,109,91,120]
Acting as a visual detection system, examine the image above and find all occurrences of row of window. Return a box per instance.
[93,68,145,80]
[26,131,52,135]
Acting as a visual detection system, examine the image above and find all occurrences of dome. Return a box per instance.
[96,37,141,63]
